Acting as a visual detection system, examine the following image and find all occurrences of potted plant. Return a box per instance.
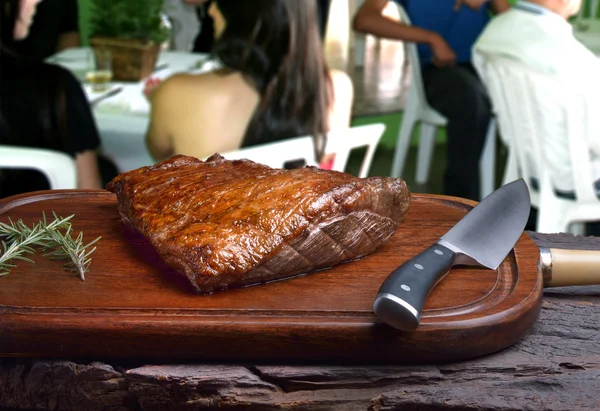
[89,0,170,81]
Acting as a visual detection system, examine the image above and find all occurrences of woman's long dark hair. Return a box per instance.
[0,0,68,149]
[211,0,332,161]
[0,0,19,138]
[0,0,19,51]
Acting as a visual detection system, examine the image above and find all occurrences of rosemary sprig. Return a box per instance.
[0,212,100,280]
[0,240,36,276]
[0,219,48,276]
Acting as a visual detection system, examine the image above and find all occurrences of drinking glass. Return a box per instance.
[86,49,113,93]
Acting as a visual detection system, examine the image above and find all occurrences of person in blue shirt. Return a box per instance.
[354,0,509,201]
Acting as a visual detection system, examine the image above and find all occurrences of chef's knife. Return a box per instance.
[374,178,531,332]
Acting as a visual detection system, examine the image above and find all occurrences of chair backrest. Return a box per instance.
[0,145,78,189]
[393,4,430,108]
[218,123,386,178]
[327,123,385,177]
[473,52,598,204]
[218,136,320,169]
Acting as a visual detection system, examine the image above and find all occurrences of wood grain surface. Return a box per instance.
[0,190,542,363]
[1,233,597,411]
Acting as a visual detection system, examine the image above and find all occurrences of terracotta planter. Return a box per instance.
[90,37,161,82]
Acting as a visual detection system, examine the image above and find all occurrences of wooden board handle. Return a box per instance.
[539,248,600,287]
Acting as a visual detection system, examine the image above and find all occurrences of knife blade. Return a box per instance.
[373,178,531,332]
[90,86,123,107]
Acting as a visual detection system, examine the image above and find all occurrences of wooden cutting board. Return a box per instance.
[0,190,542,363]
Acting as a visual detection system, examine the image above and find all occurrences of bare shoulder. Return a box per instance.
[158,70,254,105]
[156,72,219,100]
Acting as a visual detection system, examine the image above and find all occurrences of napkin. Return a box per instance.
[94,77,157,116]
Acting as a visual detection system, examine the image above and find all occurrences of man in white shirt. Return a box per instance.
[473,0,600,197]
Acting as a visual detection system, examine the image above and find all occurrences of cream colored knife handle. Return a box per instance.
[539,248,600,287]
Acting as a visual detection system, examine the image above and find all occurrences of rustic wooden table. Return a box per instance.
[1,233,598,411]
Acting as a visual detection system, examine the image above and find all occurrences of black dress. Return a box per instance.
[0,59,102,198]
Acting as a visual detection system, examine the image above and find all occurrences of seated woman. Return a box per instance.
[145,0,354,168]
[0,0,105,197]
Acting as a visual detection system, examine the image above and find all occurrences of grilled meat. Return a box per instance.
[106,154,410,293]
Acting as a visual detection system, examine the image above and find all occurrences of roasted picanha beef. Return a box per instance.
[106,154,411,293]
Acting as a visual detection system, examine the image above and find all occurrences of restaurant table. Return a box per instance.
[47,48,212,173]
[0,232,598,411]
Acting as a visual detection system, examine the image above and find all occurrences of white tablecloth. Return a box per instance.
[48,47,213,173]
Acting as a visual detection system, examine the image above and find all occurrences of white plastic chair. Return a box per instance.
[474,53,600,234]
[219,123,386,178]
[351,0,398,67]
[0,145,77,189]
[389,4,497,200]
[351,0,368,67]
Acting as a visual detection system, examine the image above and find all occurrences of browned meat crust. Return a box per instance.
[106,154,411,293]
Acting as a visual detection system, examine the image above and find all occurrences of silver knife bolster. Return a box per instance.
[374,293,419,318]
[538,247,553,287]
[373,293,420,331]
[437,239,478,266]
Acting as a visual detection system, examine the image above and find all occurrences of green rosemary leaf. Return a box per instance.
[83,236,101,251]
[0,213,100,280]
[0,227,39,274]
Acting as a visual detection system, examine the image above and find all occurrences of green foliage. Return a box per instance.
[89,0,169,44]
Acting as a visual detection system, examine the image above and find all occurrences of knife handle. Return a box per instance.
[539,248,600,287]
[373,244,456,331]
